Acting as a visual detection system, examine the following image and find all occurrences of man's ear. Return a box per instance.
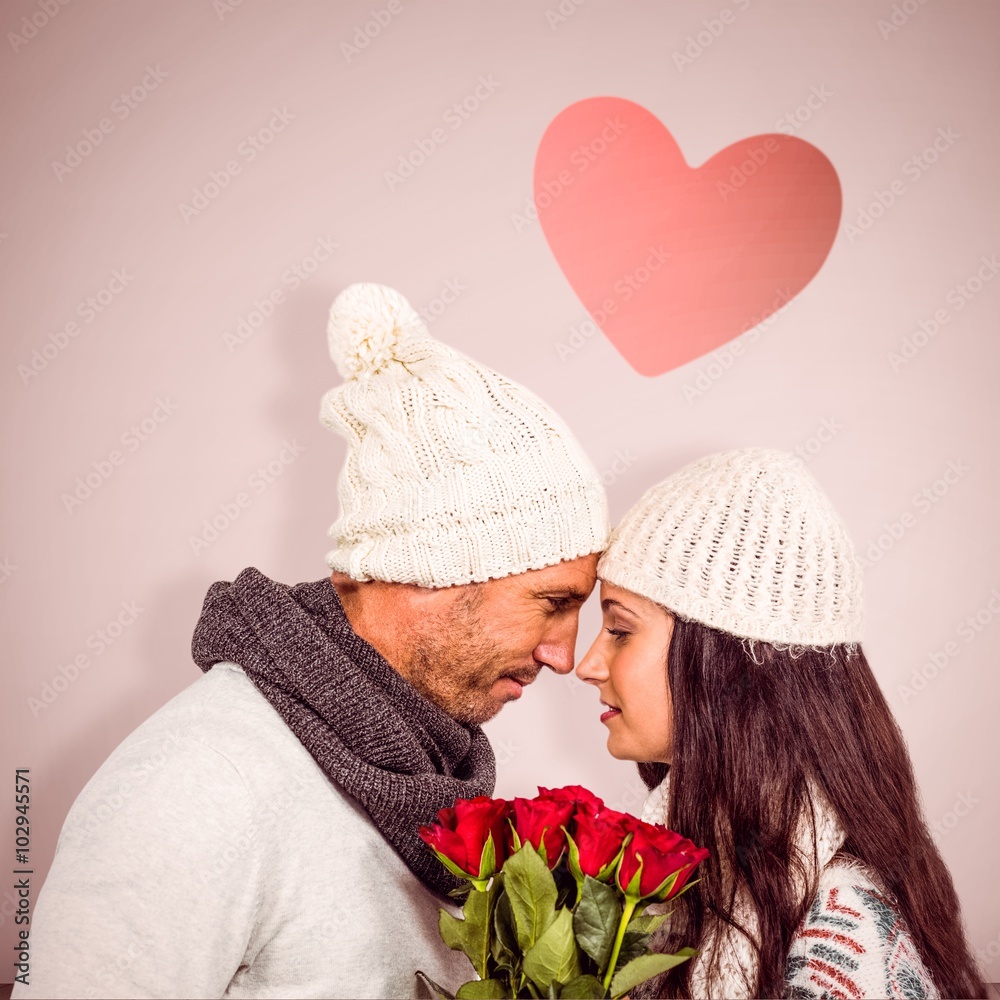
[329,571,365,609]
[333,573,417,618]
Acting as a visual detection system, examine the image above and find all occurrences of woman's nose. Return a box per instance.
[575,634,607,683]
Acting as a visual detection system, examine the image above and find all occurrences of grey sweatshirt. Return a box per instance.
[13,662,472,999]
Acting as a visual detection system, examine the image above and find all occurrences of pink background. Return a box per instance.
[2,0,999,984]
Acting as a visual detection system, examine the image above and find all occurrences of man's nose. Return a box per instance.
[535,638,576,675]
[534,617,582,675]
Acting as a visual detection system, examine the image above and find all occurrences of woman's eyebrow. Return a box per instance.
[601,598,640,618]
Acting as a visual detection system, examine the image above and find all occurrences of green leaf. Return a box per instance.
[573,876,622,971]
[617,904,670,967]
[645,869,679,902]
[415,969,457,999]
[622,857,643,900]
[609,949,696,998]
[490,947,516,980]
[439,909,468,953]
[503,843,558,951]
[554,864,579,912]
[456,979,507,999]
[558,973,608,999]
[536,837,550,867]
[487,882,516,983]
[615,928,650,968]
[670,877,700,901]
[596,843,627,884]
[508,818,522,852]
[628,910,668,936]
[614,905,672,967]
[492,889,519,964]
[466,885,494,979]
[479,833,497,880]
[564,828,584,885]
[523,906,581,991]
[433,846,478,882]
[438,889,494,980]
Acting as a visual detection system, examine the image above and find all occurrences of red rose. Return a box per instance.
[511,796,576,867]
[537,784,605,817]
[572,807,632,879]
[617,821,710,900]
[418,796,511,879]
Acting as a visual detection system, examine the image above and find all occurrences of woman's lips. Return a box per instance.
[600,706,622,724]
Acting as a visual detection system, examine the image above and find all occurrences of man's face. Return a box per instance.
[386,554,599,725]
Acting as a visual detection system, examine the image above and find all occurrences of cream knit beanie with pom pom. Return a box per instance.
[598,448,864,645]
[319,283,609,587]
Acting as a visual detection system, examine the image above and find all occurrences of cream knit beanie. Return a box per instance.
[318,283,609,587]
[598,448,863,645]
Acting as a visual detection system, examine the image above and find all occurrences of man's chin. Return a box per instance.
[435,678,531,726]
[455,681,522,726]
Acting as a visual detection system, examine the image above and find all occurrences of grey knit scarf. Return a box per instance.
[191,566,496,899]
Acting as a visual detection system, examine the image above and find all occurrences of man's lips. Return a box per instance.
[495,670,540,699]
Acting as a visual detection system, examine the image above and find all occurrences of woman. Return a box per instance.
[576,448,987,999]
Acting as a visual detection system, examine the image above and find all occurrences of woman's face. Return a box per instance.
[575,580,674,763]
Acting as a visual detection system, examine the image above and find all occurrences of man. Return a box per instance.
[17,283,609,999]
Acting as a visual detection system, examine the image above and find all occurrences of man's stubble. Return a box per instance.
[401,586,512,725]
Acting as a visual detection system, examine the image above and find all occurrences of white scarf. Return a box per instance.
[640,773,846,999]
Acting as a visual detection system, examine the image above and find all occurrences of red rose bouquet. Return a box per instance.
[415,785,708,999]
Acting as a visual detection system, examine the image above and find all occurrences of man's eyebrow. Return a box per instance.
[532,588,590,602]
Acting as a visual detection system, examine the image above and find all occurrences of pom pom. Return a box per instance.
[326,283,425,380]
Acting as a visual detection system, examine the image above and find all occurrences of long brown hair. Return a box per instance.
[637,615,987,999]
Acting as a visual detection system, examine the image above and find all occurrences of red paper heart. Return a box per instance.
[534,97,841,376]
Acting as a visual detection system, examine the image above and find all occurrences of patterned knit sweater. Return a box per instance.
[784,855,940,1000]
